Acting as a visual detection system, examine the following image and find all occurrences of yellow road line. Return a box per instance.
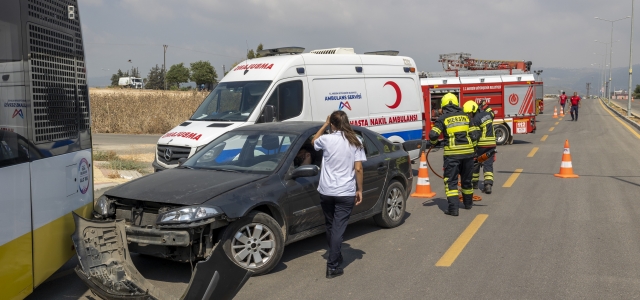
[435,214,489,267]
[549,127,555,132]
[502,169,523,188]
[541,135,548,141]
[598,100,640,139]
[527,147,539,157]
[555,122,559,125]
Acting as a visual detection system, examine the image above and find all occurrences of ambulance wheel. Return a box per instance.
[374,181,406,228]
[494,124,509,146]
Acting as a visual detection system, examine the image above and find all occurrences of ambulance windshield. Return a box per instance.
[191,81,272,122]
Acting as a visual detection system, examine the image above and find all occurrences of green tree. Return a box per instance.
[110,69,125,86]
[145,64,166,90]
[190,61,217,87]
[255,43,264,58]
[633,84,640,98]
[166,63,190,88]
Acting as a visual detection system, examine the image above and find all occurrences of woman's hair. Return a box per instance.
[329,110,363,148]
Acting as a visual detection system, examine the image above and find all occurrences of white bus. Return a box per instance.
[0,1,93,299]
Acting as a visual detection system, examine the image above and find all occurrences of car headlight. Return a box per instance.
[157,206,222,224]
[94,195,115,217]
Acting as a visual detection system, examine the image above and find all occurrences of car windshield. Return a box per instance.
[183,130,298,174]
[190,81,272,122]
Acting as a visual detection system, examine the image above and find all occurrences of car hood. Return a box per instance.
[106,168,267,205]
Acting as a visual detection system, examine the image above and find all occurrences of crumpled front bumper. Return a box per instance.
[71,213,252,300]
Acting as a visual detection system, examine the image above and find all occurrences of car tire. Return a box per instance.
[494,123,509,146]
[373,181,406,228]
[221,211,284,276]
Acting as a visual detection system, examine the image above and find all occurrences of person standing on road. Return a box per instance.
[312,110,366,279]
[559,91,568,115]
[428,93,479,216]
[467,100,497,194]
[570,92,581,121]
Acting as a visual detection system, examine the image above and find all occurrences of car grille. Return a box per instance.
[157,145,191,165]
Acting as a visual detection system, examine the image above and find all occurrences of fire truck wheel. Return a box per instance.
[494,124,509,146]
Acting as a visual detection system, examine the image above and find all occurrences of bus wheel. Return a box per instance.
[494,124,509,146]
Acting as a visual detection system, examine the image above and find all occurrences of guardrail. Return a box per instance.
[600,97,640,131]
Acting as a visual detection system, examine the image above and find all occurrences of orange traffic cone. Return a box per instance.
[559,106,565,117]
[553,106,558,118]
[554,140,579,178]
[411,152,436,198]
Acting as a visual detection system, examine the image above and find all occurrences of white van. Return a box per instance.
[153,47,425,171]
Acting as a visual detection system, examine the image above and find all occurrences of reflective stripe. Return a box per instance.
[561,161,573,168]
[446,190,459,197]
[461,188,474,195]
[417,178,431,185]
[563,148,570,154]
[420,162,427,169]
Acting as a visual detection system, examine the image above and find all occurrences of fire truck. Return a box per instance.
[421,53,543,145]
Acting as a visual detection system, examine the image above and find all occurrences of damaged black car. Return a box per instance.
[85,122,415,281]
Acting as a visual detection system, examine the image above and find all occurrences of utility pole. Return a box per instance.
[629,0,635,117]
[587,83,591,98]
[163,44,168,90]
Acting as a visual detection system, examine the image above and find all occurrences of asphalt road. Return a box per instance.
[609,97,640,116]
[27,98,640,299]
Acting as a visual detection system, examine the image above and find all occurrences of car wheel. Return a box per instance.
[373,181,406,228]
[221,211,284,276]
[494,123,509,146]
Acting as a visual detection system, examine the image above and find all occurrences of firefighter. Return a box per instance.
[429,93,480,216]
[466,100,497,194]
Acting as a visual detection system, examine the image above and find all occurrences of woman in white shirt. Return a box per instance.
[312,110,366,279]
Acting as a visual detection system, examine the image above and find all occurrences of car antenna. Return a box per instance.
[244,40,250,75]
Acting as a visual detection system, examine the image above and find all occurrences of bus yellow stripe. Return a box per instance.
[0,232,33,300]
[32,202,93,286]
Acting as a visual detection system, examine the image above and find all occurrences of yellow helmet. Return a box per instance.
[463,101,478,114]
[441,93,459,107]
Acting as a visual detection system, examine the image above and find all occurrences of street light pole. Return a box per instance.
[595,42,610,97]
[596,16,630,103]
[163,44,168,90]
[628,0,635,117]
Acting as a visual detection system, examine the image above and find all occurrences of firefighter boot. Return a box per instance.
[472,181,478,190]
[462,194,473,210]
[444,196,459,216]
[484,184,492,194]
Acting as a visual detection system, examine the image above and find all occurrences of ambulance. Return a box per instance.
[153,47,425,171]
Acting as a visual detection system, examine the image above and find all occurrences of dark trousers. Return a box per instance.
[472,147,495,186]
[443,156,474,212]
[560,103,566,114]
[320,194,355,269]
[570,105,579,120]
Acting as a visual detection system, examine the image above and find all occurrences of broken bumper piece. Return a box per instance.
[71,213,252,300]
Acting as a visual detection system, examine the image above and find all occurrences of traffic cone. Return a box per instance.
[411,152,436,198]
[554,140,579,178]
[553,106,558,118]
[559,106,565,117]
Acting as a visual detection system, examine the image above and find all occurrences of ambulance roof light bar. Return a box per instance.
[309,48,355,54]
[364,50,400,56]
[257,47,305,56]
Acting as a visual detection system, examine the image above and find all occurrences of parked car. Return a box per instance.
[90,122,415,277]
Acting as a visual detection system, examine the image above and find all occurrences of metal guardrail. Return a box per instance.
[600,98,640,131]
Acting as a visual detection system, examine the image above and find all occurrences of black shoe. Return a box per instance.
[326,267,344,279]
[472,182,478,189]
[463,205,472,210]
[444,210,459,216]
[484,184,492,194]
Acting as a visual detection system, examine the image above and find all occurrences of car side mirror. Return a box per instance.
[259,105,276,123]
[178,158,187,166]
[402,139,422,152]
[290,165,319,178]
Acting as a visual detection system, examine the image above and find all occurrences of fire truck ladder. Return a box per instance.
[438,53,532,76]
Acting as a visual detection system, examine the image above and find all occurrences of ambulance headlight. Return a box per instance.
[95,195,115,218]
[157,206,222,224]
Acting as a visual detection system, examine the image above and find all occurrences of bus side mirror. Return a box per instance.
[260,105,276,123]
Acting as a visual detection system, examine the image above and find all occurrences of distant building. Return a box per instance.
[613,90,629,100]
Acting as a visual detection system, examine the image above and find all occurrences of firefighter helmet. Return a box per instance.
[441,93,459,107]
[463,101,478,114]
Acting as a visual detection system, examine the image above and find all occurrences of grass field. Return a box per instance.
[90,88,208,134]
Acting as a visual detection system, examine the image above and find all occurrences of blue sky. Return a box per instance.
[80,0,639,86]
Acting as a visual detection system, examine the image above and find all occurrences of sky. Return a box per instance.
[80,0,640,86]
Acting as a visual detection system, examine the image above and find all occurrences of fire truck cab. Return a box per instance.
[421,73,541,145]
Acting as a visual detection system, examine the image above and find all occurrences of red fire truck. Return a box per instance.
[421,73,543,145]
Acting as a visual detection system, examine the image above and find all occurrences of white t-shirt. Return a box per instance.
[314,131,367,196]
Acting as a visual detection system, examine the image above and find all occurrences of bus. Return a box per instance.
[0,1,93,299]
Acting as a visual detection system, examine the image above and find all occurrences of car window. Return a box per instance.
[356,132,380,157]
[375,134,400,153]
[260,80,303,122]
[185,131,298,173]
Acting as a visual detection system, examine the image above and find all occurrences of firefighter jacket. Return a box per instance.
[473,109,496,148]
[429,105,480,158]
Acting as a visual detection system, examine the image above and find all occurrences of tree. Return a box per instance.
[190,61,217,88]
[145,64,166,90]
[166,63,190,88]
[247,49,256,59]
[634,84,640,98]
[130,67,140,78]
[110,69,125,86]
[255,43,264,58]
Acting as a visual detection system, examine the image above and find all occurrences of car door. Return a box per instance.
[282,137,324,235]
[351,132,388,216]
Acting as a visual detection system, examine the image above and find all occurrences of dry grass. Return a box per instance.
[607,101,640,125]
[90,88,207,134]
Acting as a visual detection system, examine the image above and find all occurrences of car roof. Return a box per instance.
[230,121,375,136]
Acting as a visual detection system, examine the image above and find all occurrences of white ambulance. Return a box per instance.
[153,47,425,171]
